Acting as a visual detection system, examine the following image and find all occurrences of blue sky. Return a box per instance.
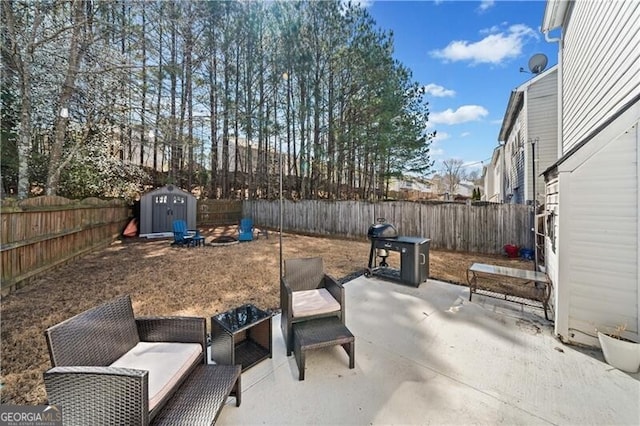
[364,0,558,176]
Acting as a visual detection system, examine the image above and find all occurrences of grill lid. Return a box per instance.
[367,221,398,240]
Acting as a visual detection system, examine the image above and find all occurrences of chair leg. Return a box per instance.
[286,332,292,356]
[286,324,293,356]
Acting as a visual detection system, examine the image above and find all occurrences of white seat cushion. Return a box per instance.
[110,342,201,411]
[292,288,340,318]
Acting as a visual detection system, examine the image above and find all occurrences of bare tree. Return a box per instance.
[45,0,93,195]
[442,158,465,196]
[1,1,42,198]
[2,0,437,201]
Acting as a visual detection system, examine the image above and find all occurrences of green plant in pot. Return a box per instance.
[596,324,640,373]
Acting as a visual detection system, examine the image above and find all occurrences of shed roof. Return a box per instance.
[144,184,193,197]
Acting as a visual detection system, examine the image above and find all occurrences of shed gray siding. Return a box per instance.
[139,185,197,235]
[562,1,640,152]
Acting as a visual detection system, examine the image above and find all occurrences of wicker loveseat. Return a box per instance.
[43,295,241,425]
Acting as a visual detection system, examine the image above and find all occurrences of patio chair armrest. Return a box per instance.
[136,317,207,353]
[280,277,294,294]
[44,366,149,425]
[322,274,344,304]
[280,278,293,318]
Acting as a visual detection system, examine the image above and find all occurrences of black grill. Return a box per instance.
[365,218,430,287]
[367,221,399,240]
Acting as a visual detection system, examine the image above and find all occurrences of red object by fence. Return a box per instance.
[123,218,138,237]
[504,244,519,258]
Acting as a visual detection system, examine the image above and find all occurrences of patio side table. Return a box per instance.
[190,230,206,247]
[211,304,272,371]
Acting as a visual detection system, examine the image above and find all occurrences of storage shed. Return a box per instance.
[139,185,197,236]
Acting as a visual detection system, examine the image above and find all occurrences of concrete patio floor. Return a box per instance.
[216,276,640,425]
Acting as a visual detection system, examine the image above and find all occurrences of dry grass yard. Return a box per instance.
[0,227,532,405]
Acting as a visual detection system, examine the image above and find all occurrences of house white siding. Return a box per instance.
[491,157,502,202]
[560,123,638,346]
[544,178,559,272]
[482,166,492,201]
[483,146,504,203]
[544,177,559,315]
[499,67,558,206]
[526,70,558,204]
[504,116,526,204]
[562,1,640,152]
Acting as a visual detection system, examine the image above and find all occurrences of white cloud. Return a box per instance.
[460,132,471,137]
[423,83,456,98]
[479,25,500,35]
[478,0,495,13]
[431,105,489,125]
[430,24,538,65]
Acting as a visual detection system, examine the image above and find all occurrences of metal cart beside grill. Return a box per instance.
[365,219,430,287]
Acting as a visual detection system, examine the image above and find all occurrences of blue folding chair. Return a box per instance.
[238,218,254,242]
[172,219,196,247]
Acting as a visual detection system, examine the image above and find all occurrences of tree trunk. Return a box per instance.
[46,0,87,195]
[140,2,147,166]
[185,9,193,191]
[170,5,178,182]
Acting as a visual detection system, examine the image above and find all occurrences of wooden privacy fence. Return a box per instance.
[1,196,130,295]
[243,200,534,254]
[197,200,243,226]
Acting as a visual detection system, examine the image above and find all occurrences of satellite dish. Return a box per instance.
[528,53,548,74]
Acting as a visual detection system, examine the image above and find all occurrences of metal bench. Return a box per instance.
[467,263,551,320]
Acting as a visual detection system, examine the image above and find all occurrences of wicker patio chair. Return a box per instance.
[280,257,345,356]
